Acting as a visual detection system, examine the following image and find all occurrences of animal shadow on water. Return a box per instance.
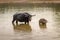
[12,23,32,32]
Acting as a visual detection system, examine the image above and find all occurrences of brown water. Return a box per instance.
[0,3,60,40]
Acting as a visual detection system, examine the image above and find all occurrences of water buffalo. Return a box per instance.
[12,12,33,24]
[39,18,47,25]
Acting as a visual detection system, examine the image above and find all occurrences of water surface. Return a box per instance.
[0,3,60,40]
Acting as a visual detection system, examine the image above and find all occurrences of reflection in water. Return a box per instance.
[39,23,47,29]
[12,23,32,32]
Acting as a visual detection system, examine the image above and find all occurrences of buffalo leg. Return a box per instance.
[25,22,26,24]
[16,20,18,24]
[12,19,15,24]
[27,21,29,24]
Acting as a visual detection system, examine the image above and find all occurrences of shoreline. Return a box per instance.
[0,1,60,4]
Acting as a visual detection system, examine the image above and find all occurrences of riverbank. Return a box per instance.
[0,0,60,4]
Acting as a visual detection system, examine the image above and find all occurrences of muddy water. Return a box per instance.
[0,3,60,40]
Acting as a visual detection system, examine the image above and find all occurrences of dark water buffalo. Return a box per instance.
[39,18,47,25]
[12,12,33,24]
